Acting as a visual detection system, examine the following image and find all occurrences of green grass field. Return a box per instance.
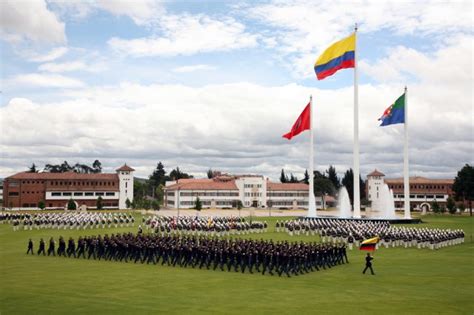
[0,214,473,314]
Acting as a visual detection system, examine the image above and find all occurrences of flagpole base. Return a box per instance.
[307,195,317,217]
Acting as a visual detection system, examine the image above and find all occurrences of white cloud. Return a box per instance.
[1,76,471,179]
[360,35,474,86]
[95,0,163,25]
[172,64,217,73]
[108,14,259,57]
[27,47,69,63]
[246,0,473,77]
[6,73,85,88]
[38,60,105,73]
[49,0,163,25]
[0,0,66,44]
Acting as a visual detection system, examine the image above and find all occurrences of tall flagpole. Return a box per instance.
[353,23,361,218]
[308,95,317,217]
[403,86,411,219]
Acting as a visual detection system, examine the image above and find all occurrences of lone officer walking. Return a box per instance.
[362,253,375,275]
[26,239,34,255]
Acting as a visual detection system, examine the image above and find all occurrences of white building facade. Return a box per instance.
[366,169,386,211]
[164,175,322,210]
[117,164,135,209]
[366,169,454,212]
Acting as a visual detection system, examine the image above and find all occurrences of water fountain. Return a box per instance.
[337,186,352,218]
[379,184,397,219]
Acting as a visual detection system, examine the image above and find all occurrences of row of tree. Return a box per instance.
[132,162,193,210]
[431,198,466,215]
[28,160,103,174]
[279,166,366,206]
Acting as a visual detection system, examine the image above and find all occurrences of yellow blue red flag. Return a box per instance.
[359,236,379,251]
[314,33,355,80]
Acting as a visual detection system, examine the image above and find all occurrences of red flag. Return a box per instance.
[282,103,311,140]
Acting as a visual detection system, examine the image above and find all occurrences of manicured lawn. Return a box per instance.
[0,214,473,314]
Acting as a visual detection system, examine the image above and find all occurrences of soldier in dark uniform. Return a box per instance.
[76,237,86,258]
[57,236,66,257]
[47,237,56,256]
[67,237,76,257]
[26,239,34,255]
[362,253,375,275]
[37,238,46,255]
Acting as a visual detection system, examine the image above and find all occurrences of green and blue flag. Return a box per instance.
[379,93,405,126]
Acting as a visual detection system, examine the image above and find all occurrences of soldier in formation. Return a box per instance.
[143,215,267,237]
[279,218,464,250]
[33,234,348,277]
[4,212,135,231]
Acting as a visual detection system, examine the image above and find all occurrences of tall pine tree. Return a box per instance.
[280,169,288,183]
[303,170,309,184]
[341,169,365,206]
[149,162,167,187]
[326,165,340,190]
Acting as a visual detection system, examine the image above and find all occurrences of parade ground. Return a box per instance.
[0,213,472,314]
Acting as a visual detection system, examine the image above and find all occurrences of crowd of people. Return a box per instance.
[142,215,268,237]
[28,233,348,277]
[275,218,465,250]
[2,212,135,231]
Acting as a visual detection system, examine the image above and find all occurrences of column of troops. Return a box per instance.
[28,233,348,277]
[1,212,135,231]
[143,215,268,237]
[275,218,464,250]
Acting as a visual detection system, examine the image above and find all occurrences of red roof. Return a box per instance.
[6,172,118,180]
[385,177,453,184]
[367,169,385,177]
[116,164,135,172]
[166,179,238,191]
[267,182,309,191]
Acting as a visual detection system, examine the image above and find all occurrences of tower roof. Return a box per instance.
[367,169,385,177]
[116,164,135,172]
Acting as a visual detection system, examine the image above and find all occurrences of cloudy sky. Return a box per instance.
[1,0,472,181]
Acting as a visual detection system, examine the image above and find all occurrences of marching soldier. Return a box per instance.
[26,238,34,255]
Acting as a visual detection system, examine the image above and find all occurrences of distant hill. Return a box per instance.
[134,177,148,184]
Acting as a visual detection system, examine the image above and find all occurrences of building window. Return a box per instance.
[63,192,72,196]
[125,182,128,188]
[85,192,93,196]
[96,192,104,196]
[8,192,19,196]
[74,192,83,196]
[106,192,115,196]
[52,192,61,196]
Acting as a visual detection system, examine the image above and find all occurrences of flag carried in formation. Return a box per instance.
[282,102,311,140]
[379,93,406,126]
[359,236,380,251]
[314,33,356,80]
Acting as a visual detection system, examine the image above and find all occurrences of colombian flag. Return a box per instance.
[314,33,355,80]
[359,237,379,251]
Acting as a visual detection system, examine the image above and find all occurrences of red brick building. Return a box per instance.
[2,164,134,210]
[366,169,455,212]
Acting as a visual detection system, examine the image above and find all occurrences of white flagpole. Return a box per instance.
[308,95,317,217]
[403,86,411,219]
[353,24,361,218]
